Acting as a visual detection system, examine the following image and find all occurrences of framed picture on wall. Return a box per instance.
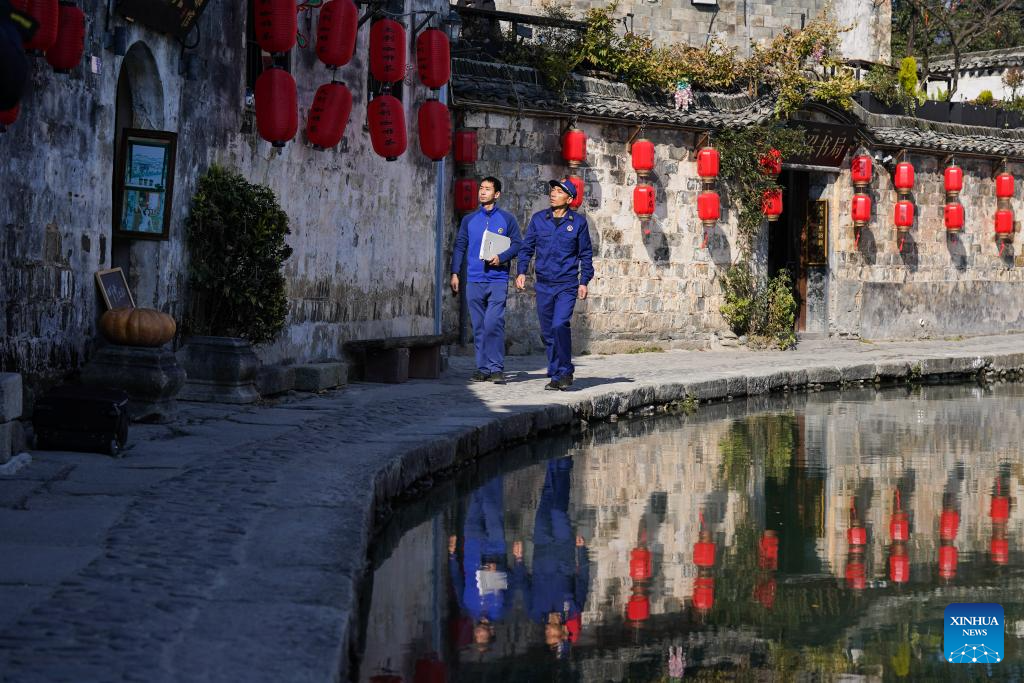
[113,129,177,240]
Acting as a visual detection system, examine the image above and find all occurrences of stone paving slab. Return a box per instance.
[1,333,1024,681]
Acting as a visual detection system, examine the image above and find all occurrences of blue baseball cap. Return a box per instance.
[548,178,577,200]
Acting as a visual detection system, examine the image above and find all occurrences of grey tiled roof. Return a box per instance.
[930,47,1024,74]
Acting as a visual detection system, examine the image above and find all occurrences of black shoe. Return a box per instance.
[487,372,506,384]
[544,380,562,391]
[558,374,574,389]
[471,370,489,382]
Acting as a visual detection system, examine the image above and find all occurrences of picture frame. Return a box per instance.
[95,267,136,310]
[113,129,177,241]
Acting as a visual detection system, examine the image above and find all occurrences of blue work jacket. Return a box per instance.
[450,205,522,283]
[518,208,594,286]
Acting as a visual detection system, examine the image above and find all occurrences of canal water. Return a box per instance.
[355,383,1024,681]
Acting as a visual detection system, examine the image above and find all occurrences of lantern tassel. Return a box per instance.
[855,229,860,249]
[701,230,709,249]
[895,488,902,512]
[899,236,905,253]
[1000,241,1007,256]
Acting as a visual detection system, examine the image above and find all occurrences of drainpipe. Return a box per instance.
[433,83,449,336]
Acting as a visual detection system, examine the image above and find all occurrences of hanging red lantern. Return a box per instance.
[255,67,298,148]
[845,560,866,590]
[693,577,715,611]
[938,545,958,580]
[847,526,867,546]
[894,200,915,231]
[758,531,779,571]
[568,175,584,210]
[631,138,655,177]
[697,191,720,228]
[894,161,915,196]
[369,18,406,83]
[316,0,358,68]
[415,28,450,89]
[255,0,297,54]
[939,510,960,541]
[851,193,871,227]
[851,154,873,188]
[417,99,451,161]
[696,147,719,181]
[454,129,477,166]
[753,576,777,609]
[626,593,650,622]
[15,0,58,52]
[368,94,406,160]
[306,82,352,151]
[991,537,1009,565]
[633,184,655,219]
[0,103,19,129]
[996,172,1015,199]
[760,148,782,176]
[944,203,965,233]
[991,495,1010,522]
[693,538,716,568]
[890,511,909,543]
[562,127,586,167]
[889,547,910,584]
[762,189,783,222]
[996,209,1015,238]
[629,547,652,581]
[944,165,963,196]
[46,1,85,73]
[454,177,478,213]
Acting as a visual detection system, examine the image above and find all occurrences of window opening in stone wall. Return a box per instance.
[367,0,406,106]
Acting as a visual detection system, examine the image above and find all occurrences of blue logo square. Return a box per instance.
[944,603,1004,663]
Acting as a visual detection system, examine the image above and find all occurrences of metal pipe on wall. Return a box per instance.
[433,83,449,336]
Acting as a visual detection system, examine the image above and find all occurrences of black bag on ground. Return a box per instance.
[33,385,130,457]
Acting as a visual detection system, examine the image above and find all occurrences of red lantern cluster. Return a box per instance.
[369,18,406,83]
[760,148,782,176]
[991,479,1011,565]
[453,129,478,213]
[698,191,720,229]
[693,533,716,568]
[631,138,655,177]
[995,171,1016,242]
[14,0,58,53]
[255,67,298,147]
[316,0,358,68]
[850,153,873,232]
[46,1,85,73]
[368,94,406,160]
[630,138,655,225]
[852,193,872,228]
[889,545,910,584]
[697,147,719,181]
[562,128,586,168]
[416,28,450,89]
[893,160,915,233]
[944,164,964,233]
[696,144,720,238]
[255,0,297,54]
[846,502,867,590]
[851,153,873,188]
[633,184,655,220]
[894,200,914,231]
[306,82,352,151]
[758,530,779,571]
[417,99,451,161]
[762,189,783,222]
[454,129,477,167]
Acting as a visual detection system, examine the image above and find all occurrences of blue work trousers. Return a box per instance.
[534,281,577,380]
[467,281,508,374]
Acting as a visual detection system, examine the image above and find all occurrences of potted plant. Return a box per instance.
[179,165,293,403]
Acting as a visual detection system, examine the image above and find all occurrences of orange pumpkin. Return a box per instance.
[99,308,177,347]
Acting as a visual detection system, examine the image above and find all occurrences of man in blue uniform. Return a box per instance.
[516,179,594,391]
[450,177,522,384]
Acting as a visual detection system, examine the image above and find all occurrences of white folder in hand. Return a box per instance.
[479,230,512,261]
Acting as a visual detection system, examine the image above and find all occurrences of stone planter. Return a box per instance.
[81,345,187,423]
[177,336,259,404]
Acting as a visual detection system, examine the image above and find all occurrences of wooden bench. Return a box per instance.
[343,333,455,383]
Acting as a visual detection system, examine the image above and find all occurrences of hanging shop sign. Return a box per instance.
[806,200,829,266]
[115,0,211,40]
[788,121,860,169]
[113,129,177,240]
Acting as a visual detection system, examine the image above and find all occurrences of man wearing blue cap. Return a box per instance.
[451,177,522,383]
[516,178,594,391]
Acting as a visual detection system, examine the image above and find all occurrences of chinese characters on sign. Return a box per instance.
[115,0,210,39]
[114,129,177,240]
[806,200,829,266]
[789,121,860,169]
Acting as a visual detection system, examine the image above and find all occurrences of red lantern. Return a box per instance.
[562,128,586,167]
[454,177,478,213]
[368,94,407,160]
[845,560,866,590]
[417,99,451,161]
[847,526,867,546]
[255,68,298,148]
[568,175,584,210]
[633,184,655,219]
[693,577,714,611]
[316,0,358,68]
[629,547,652,581]
[996,172,1015,199]
[851,193,871,227]
[894,200,914,231]
[369,18,406,83]
[760,148,782,176]
[889,547,910,584]
[851,154,873,188]
[991,537,1009,565]
[944,165,963,196]
[938,545,958,580]
[0,103,19,129]
[753,577,777,609]
[991,495,1010,522]
[758,531,779,571]
[15,0,58,52]
[631,138,655,177]
[306,82,352,151]
[944,203,965,232]
[46,1,85,73]
[762,189,783,222]
[939,510,960,541]
[254,0,297,54]
[894,161,915,195]
[996,210,1015,237]
[693,540,716,568]
[416,28,450,89]
[890,511,909,543]
[697,191,720,228]
[626,593,650,622]
[454,129,477,166]
[696,147,719,181]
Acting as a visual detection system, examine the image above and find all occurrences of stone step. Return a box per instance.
[293,362,349,392]
[256,365,295,397]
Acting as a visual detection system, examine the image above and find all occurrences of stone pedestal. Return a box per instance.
[80,346,186,423]
[177,336,259,404]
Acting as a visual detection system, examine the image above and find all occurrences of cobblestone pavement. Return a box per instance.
[2,334,1024,682]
